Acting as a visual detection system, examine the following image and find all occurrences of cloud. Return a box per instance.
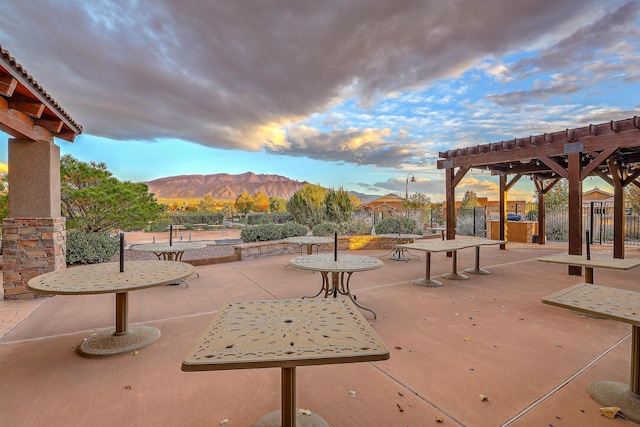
[0,0,634,168]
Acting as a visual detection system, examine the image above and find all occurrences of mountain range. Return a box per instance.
[146,172,309,200]
[146,172,378,203]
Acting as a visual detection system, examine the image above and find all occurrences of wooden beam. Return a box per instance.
[593,169,613,186]
[580,147,618,180]
[437,127,640,169]
[539,157,569,179]
[505,173,523,192]
[35,118,64,133]
[0,74,17,97]
[9,100,45,118]
[0,100,53,142]
[623,169,640,187]
[451,166,471,188]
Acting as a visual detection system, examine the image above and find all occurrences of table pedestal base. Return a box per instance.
[78,325,161,357]
[411,278,442,287]
[465,267,490,275]
[253,410,329,427]
[588,381,640,423]
[443,272,469,280]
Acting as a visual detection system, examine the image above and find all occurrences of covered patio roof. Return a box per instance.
[1,44,82,143]
[437,116,640,266]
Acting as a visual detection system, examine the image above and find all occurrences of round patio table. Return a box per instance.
[288,253,383,318]
[130,242,207,261]
[377,233,422,261]
[27,260,195,357]
[283,236,333,255]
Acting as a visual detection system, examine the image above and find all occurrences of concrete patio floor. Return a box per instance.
[1,234,639,426]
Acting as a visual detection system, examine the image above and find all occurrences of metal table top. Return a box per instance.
[27,260,196,295]
[130,242,207,253]
[182,298,390,371]
[288,253,383,273]
[537,253,640,270]
[543,283,640,326]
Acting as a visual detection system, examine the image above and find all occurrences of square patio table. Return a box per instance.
[543,283,640,423]
[182,298,389,427]
[537,253,640,284]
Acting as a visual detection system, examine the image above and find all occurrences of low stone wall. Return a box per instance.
[233,236,419,261]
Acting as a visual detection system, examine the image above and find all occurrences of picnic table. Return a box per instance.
[537,253,640,284]
[396,238,504,287]
[542,283,640,423]
[166,224,186,237]
[182,298,389,427]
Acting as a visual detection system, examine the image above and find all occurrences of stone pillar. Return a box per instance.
[2,218,65,299]
[2,139,65,300]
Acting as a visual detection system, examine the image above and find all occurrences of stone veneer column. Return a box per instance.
[1,218,65,300]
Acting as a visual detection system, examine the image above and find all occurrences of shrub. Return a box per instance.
[337,219,370,236]
[312,222,339,236]
[247,212,293,225]
[280,222,309,238]
[66,230,122,265]
[374,217,418,234]
[240,222,307,242]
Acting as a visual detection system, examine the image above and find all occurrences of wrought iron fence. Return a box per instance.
[457,202,640,245]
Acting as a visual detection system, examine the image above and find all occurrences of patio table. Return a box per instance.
[537,253,640,284]
[182,298,390,427]
[27,260,195,357]
[130,242,207,262]
[287,253,383,318]
[130,242,206,286]
[166,224,186,237]
[283,236,333,255]
[460,238,506,275]
[377,233,422,261]
[542,283,640,423]
[396,239,504,287]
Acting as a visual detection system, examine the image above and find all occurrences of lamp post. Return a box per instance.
[405,172,416,218]
[405,173,416,200]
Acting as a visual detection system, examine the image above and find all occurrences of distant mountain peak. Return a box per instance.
[146,172,308,200]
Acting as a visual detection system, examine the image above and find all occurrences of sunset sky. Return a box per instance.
[1,0,639,202]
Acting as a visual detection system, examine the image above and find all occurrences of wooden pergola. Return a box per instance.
[1,44,82,299]
[437,116,640,274]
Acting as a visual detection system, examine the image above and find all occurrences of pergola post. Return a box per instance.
[534,178,546,245]
[499,174,507,249]
[609,158,626,259]
[445,167,456,241]
[567,152,582,275]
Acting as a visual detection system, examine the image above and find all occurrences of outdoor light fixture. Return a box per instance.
[405,172,416,200]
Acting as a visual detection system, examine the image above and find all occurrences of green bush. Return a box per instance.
[240,222,307,242]
[374,217,418,234]
[66,230,122,265]
[280,222,309,238]
[312,222,339,236]
[337,219,371,236]
[247,212,293,225]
